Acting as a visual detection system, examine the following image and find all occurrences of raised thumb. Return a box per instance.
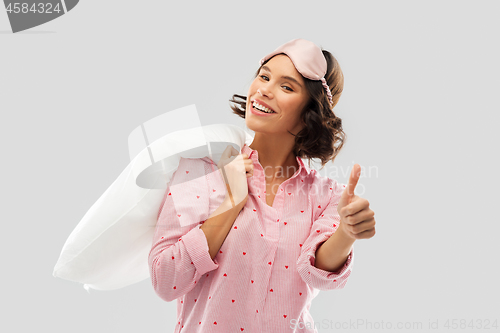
[339,164,361,208]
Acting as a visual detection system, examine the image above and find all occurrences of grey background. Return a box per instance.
[1,1,499,332]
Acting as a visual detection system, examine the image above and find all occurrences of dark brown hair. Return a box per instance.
[229,50,346,170]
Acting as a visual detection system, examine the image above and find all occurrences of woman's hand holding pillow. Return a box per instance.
[217,145,254,208]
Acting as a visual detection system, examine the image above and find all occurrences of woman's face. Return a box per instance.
[245,54,310,135]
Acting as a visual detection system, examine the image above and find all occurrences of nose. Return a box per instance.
[257,86,273,99]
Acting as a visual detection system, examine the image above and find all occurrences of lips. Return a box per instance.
[252,99,276,113]
[250,101,275,117]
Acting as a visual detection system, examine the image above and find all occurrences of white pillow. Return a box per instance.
[53,116,254,291]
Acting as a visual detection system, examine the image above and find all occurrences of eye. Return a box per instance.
[259,74,293,92]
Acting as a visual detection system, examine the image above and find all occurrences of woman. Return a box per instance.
[149,39,376,333]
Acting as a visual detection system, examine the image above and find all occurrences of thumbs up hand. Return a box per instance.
[337,164,376,241]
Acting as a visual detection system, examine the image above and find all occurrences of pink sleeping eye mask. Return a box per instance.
[259,39,333,106]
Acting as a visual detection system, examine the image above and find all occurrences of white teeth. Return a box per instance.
[252,101,274,113]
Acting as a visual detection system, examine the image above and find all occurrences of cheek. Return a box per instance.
[282,97,302,114]
[246,81,260,104]
[248,79,259,92]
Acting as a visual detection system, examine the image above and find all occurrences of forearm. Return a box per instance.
[200,198,245,260]
[314,224,355,273]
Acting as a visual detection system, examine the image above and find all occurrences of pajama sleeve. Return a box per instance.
[148,157,220,302]
[296,179,354,291]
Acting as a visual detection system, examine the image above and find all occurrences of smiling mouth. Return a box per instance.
[251,100,276,113]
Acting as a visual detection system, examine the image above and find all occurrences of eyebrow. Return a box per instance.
[261,65,303,89]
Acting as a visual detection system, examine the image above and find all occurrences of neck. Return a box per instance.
[249,134,299,182]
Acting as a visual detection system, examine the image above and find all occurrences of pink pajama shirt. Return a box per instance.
[149,143,354,333]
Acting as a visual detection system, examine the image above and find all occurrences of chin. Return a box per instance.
[245,117,256,131]
[245,116,262,133]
